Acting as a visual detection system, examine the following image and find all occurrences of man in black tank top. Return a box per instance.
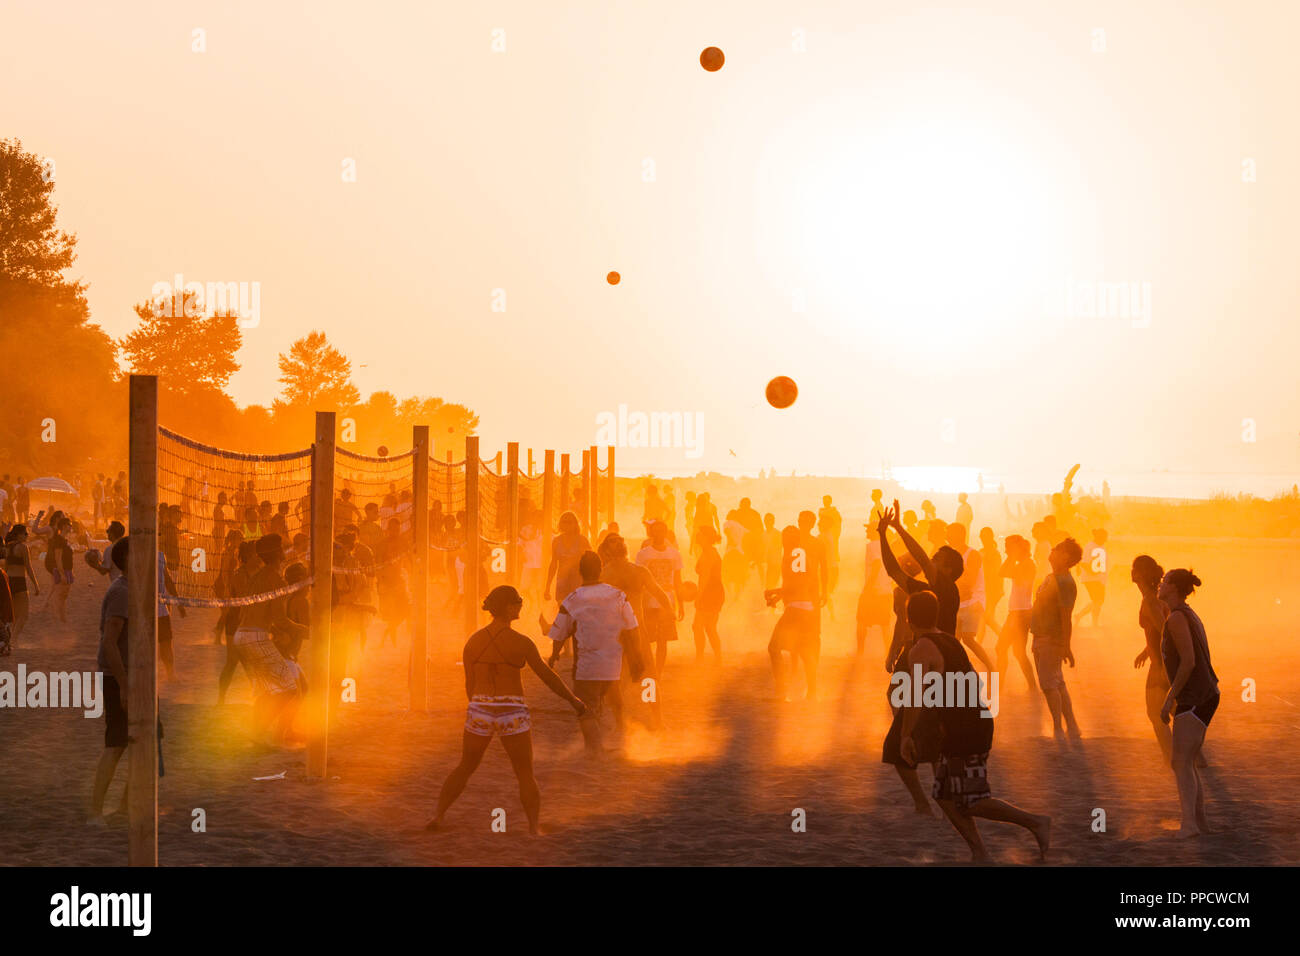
[899,591,1051,862]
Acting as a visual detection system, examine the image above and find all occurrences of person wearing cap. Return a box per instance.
[427,585,587,835]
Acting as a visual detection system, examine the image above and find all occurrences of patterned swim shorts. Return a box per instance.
[932,751,992,809]
[465,695,532,737]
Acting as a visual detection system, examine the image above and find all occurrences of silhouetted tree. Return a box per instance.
[277,331,360,408]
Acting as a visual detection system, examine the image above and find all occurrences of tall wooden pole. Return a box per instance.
[411,425,429,711]
[559,453,571,531]
[580,449,591,537]
[527,448,535,478]
[588,444,599,539]
[127,375,158,867]
[541,450,555,581]
[464,436,480,637]
[606,445,616,531]
[307,411,336,778]
[494,450,502,474]
[506,442,520,587]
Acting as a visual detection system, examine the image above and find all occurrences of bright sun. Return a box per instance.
[757,108,1062,351]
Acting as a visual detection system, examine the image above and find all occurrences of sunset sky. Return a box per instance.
[3,1,1297,494]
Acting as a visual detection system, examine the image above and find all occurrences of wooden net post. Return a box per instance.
[588,444,599,539]
[307,411,335,778]
[527,448,535,479]
[411,425,430,712]
[506,442,520,587]
[127,374,159,866]
[580,449,591,537]
[559,453,571,532]
[494,450,502,473]
[606,445,616,531]
[541,450,555,579]
[464,436,480,637]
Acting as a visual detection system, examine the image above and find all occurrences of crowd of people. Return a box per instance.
[0,467,1221,852]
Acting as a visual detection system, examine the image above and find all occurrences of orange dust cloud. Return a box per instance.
[765,375,798,409]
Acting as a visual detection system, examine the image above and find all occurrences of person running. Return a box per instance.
[1074,528,1109,627]
[996,535,1037,692]
[1029,537,1084,741]
[1130,554,1172,761]
[427,585,587,834]
[3,524,40,645]
[899,590,1051,862]
[948,522,989,669]
[547,552,644,756]
[634,521,684,677]
[766,525,822,701]
[692,525,725,661]
[977,527,1003,642]
[1158,568,1219,837]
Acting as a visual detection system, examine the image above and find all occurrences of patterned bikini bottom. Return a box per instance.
[465,695,532,737]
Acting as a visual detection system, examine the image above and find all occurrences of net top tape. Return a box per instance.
[158,425,312,463]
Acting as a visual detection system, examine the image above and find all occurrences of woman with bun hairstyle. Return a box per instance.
[427,585,587,835]
[1158,568,1219,837]
[1130,555,1172,760]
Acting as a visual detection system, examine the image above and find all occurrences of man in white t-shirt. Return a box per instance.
[548,551,643,756]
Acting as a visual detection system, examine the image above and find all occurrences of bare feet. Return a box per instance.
[1032,815,1051,859]
[1176,827,1202,839]
[424,816,444,832]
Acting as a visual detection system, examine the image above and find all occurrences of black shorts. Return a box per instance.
[1175,693,1220,728]
[103,675,128,748]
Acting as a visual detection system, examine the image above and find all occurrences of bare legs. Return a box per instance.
[1042,684,1081,740]
[1146,680,1173,762]
[428,731,493,830]
[89,746,126,822]
[996,615,1037,692]
[895,765,933,814]
[1171,711,1210,836]
[693,608,721,661]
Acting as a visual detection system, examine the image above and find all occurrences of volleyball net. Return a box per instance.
[153,426,615,607]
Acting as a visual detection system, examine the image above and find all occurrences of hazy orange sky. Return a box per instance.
[4,1,1297,494]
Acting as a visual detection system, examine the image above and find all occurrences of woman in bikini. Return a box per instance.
[427,585,587,835]
[1130,554,1172,761]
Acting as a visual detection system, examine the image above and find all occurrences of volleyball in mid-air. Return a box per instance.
[700,47,725,72]
[377,445,389,457]
[765,375,798,409]
[606,271,621,285]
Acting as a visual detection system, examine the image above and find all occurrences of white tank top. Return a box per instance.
[960,546,985,607]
